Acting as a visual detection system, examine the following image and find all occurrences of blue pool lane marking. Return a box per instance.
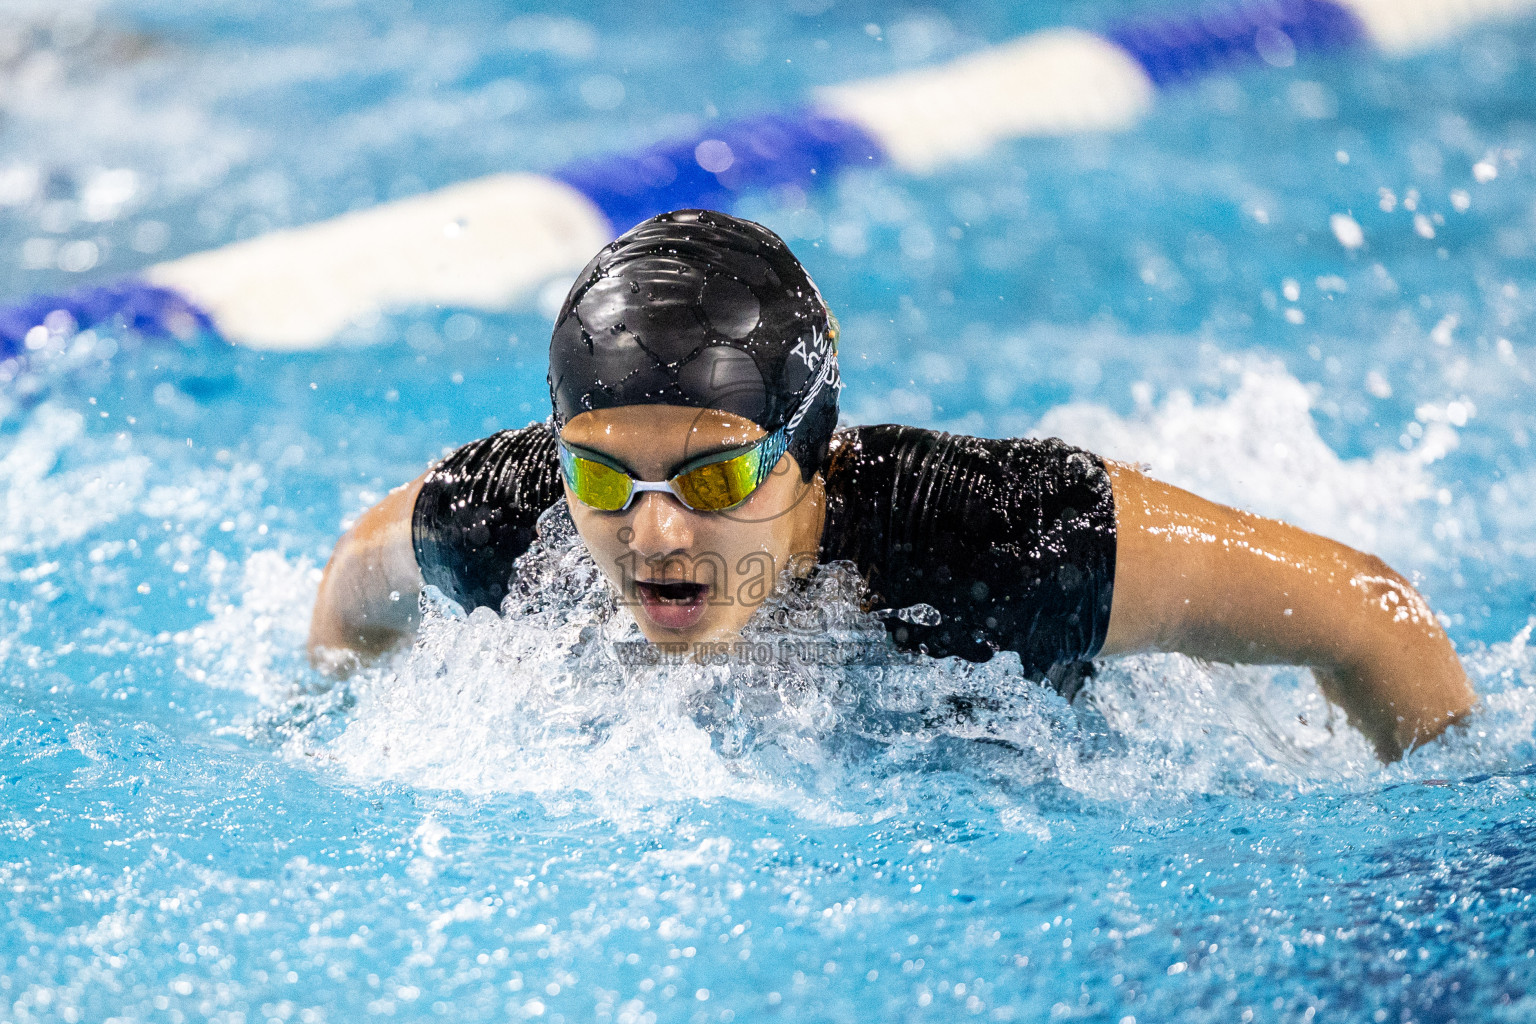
[0,282,215,362]
[1107,0,1366,86]
[2,0,1534,355]
[555,109,886,243]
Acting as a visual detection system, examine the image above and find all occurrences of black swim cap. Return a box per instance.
[548,209,841,481]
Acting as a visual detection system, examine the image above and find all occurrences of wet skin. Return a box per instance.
[1100,468,1474,760]
[309,404,1475,761]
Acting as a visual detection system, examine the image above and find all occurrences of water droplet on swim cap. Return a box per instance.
[548,209,841,479]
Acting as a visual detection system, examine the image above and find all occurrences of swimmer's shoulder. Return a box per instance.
[420,420,559,491]
[819,423,1116,675]
[825,423,1108,484]
[820,422,1114,557]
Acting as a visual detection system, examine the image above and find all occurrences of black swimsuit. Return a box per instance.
[413,423,1117,690]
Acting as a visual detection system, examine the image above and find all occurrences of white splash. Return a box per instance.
[175,550,319,698]
[1034,358,1453,564]
[308,512,876,827]
[0,404,148,564]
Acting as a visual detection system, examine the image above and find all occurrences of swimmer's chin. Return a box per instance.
[631,619,743,648]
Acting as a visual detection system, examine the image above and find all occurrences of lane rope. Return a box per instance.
[3,0,1533,355]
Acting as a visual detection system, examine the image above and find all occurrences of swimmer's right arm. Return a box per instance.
[307,474,427,674]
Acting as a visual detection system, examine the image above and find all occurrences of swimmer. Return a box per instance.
[308,209,1474,762]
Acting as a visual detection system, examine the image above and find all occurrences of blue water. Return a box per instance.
[4,1,1536,1021]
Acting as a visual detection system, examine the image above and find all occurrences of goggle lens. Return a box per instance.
[558,445,634,511]
[559,429,787,513]
[673,449,765,511]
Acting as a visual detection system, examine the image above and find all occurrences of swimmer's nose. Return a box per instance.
[625,490,695,567]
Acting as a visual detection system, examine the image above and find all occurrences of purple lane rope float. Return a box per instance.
[3,0,1533,359]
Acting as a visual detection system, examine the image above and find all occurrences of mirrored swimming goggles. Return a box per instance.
[558,427,791,513]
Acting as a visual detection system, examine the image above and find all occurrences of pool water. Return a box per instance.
[3,1,1536,1021]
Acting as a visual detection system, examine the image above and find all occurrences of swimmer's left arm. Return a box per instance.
[1097,465,1476,762]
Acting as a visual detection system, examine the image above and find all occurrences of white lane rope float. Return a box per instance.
[2,0,1533,359]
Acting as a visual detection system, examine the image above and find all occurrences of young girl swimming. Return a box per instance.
[308,209,1473,762]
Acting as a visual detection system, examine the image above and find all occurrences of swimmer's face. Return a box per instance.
[559,405,825,647]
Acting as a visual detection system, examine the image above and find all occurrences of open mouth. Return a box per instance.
[633,580,710,631]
